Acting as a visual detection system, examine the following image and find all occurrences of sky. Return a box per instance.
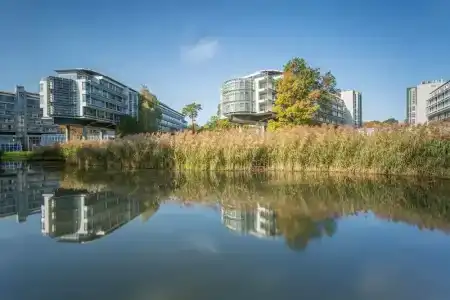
[1,0,449,125]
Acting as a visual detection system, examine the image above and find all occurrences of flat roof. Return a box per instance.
[54,68,138,92]
[430,80,450,94]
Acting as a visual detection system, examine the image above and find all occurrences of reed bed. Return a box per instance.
[37,123,450,176]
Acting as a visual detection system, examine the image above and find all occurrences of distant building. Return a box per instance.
[340,90,363,128]
[406,80,446,124]
[157,101,188,132]
[426,80,450,122]
[0,86,58,148]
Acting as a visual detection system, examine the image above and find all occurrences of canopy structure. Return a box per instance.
[225,112,276,125]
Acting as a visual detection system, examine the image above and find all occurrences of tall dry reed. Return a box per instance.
[38,123,450,176]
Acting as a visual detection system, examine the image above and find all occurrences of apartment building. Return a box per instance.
[406,80,445,124]
[340,90,363,128]
[219,70,355,126]
[0,86,58,147]
[426,80,450,122]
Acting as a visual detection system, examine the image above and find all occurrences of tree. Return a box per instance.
[116,115,141,137]
[139,86,162,133]
[203,115,235,131]
[383,118,399,125]
[268,57,337,130]
[116,86,162,137]
[182,102,202,133]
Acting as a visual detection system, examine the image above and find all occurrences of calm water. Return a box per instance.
[2,162,450,300]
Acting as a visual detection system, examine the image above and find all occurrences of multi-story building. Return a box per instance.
[426,80,450,122]
[40,69,140,125]
[340,90,363,128]
[220,70,355,126]
[406,80,446,124]
[0,86,59,147]
[158,101,188,132]
[40,68,186,134]
[220,70,283,117]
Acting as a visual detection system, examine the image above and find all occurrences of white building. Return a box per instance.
[40,69,140,124]
[220,70,356,126]
[426,80,450,122]
[406,80,446,124]
[220,70,283,117]
[339,90,363,128]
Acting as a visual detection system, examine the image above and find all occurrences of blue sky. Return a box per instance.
[1,0,449,124]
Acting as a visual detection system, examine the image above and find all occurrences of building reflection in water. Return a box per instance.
[221,203,279,238]
[0,161,59,223]
[41,189,143,243]
[0,162,148,243]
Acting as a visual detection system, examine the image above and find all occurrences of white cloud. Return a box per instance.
[180,38,219,64]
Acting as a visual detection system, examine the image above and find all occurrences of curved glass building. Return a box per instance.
[220,70,282,117]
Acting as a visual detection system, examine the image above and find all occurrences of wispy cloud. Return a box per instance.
[180,38,219,64]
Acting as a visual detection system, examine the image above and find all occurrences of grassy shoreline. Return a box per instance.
[17,123,450,177]
[0,151,64,162]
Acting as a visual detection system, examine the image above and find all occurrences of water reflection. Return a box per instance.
[2,163,450,248]
[3,165,450,299]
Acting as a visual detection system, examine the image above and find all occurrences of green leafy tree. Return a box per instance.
[268,57,337,130]
[203,115,234,131]
[139,86,162,133]
[383,118,399,125]
[182,102,202,133]
[116,115,141,137]
[116,86,162,136]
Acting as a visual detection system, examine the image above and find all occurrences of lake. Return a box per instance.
[1,162,450,300]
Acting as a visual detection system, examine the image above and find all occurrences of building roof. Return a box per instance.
[241,69,283,79]
[54,68,138,92]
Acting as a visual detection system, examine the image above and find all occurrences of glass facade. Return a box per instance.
[158,102,187,132]
[40,69,139,125]
[0,87,59,149]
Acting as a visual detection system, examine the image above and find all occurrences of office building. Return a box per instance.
[40,68,140,124]
[339,90,363,128]
[158,101,188,132]
[426,80,450,122]
[0,86,59,148]
[220,70,283,117]
[220,70,355,126]
[406,80,445,124]
[40,68,186,134]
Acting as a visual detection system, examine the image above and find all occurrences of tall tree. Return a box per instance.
[139,86,162,133]
[268,57,337,130]
[182,102,202,133]
[116,87,162,136]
